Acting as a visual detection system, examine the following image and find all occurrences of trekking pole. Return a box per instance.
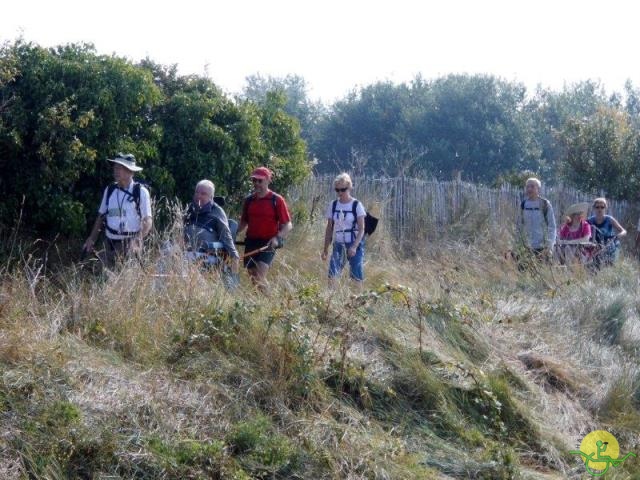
[241,245,270,260]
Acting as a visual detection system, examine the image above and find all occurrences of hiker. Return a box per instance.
[83,153,152,267]
[184,179,240,276]
[559,203,591,242]
[588,197,626,266]
[237,167,292,291]
[557,202,593,264]
[518,177,556,263]
[321,173,366,289]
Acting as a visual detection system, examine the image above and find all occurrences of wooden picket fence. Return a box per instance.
[289,175,638,241]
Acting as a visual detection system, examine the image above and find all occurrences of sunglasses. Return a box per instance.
[251,178,265,183]
[335,187,348,192]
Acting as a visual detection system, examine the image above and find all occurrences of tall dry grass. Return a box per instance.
[0,203,639,479]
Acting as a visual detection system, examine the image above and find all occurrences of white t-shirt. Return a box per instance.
[325,199,366,243]
[98,180,152,240]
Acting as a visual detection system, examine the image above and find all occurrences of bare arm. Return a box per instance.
[347,216,366,257]
[269,221,293,249]
[237,219,247,236]
[278,221,293,239]
[140,216,153,238]
[322,219,333,260]
[610,217,627,237]
[83,215,105,251]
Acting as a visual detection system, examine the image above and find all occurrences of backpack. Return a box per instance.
[331,199,378,237]
[106,181,145,218]
[104,181,149,236]
[242,192,280,222]
[520,197,550,224]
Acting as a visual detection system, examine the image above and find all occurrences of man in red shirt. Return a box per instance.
[237,167,293,290]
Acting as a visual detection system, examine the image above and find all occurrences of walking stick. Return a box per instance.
[241,245,271,260]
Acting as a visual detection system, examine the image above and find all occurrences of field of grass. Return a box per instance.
[1,211,639,479]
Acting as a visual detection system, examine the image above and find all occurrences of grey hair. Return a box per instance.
[334,172,353,189]
[195,179,215,198]
[525,177,541,189]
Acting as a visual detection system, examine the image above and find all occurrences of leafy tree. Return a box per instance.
[417,74,535,181]
[0,41,311,237]
[151,70,310,207]
[0,40,162,235]
[242,73,324,156]
[315,75,535,181]
[527,81,611,180]
[315,81,417,175]
[253,91,310,193]
[559,106,640,199]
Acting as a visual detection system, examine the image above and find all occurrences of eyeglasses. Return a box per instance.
[594,205,606,209]
[335,187,348,192]
[251,178,264,184]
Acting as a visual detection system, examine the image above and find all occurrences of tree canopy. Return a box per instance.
[0,41,310,236]
[3,37,640,241]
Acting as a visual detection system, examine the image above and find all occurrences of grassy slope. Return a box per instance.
[1,216,639,479]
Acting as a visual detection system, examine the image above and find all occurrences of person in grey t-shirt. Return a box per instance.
[519,177,556,260]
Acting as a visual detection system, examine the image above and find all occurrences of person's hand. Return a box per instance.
[230,257,240,274]
[83,238,95,252]
[269,236,284,249]
[130,236,143,254]
[321,250,328,261]
[347,245,357,258]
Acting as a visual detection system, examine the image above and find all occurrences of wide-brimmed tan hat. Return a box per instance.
[107,153,143,172]
[565,202,589,217]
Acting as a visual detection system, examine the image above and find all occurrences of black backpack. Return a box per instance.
[331,199,378,237]
[242,192,280,222]
[105,181,146,218]
[104,182,152,236]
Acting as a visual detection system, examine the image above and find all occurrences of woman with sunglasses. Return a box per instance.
[321,173,366,289]
[588,197,626,266]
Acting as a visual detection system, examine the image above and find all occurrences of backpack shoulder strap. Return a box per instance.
[331,200,337,221]
[106,183,118,204]
[521,197,550,222]
[540,197,550,222]
[351,200,360,235]
[242,194,253,220]
[132,182,141,217]
[271,192,279,222]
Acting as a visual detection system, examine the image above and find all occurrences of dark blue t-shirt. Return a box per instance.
[587,215,616,244]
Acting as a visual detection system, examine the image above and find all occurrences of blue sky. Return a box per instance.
[2,0,639,102]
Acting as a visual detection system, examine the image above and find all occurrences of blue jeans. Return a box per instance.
[329,240,365,281]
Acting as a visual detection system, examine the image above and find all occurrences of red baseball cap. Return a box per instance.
[250,166,273,181]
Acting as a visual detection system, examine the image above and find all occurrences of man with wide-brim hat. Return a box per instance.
[83,153,152,267]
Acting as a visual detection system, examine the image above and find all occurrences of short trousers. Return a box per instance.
[244,238,276,269]
[329,240,365,281]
